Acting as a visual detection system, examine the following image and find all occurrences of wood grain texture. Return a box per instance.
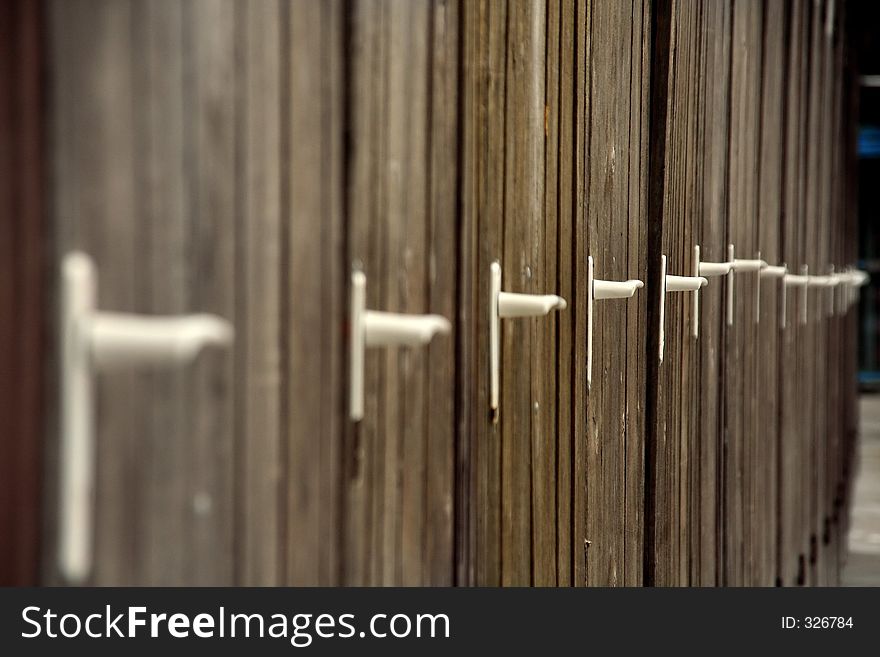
[725,0,764,587]
[646,0,703,586]
[287,0,345,587]
[695,0,732,587]
[755,0,786,587]
[343,0,458,586]
[584,0,649,587]
[36,0,859,588]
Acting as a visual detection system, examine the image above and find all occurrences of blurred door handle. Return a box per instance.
[59,252,233,583]
[783,266,810,327]
[758,264,787,327]
[349,270,451,422]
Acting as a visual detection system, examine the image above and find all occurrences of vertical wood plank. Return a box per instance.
[48,0,141,585]
[239,0,284,585]
[186,0,237,585]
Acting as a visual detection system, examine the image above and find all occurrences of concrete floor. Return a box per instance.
[841,394,880,586]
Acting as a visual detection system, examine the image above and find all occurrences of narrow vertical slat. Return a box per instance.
[187,0,237,585]
[48,0,141,585]
[696,0,731,587]
[239,0,283,585]
[425,0,459,587]
[130,0,190,584]
[756,0,786,587]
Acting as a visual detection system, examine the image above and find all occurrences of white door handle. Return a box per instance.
[490,261,566,416]
[836,268,870,313]
[783,266,810,327]
[349,270,451,421]
[659,254,707,363]
[726,244,768,326]
[691,245,732,338]
[758,263,787,327]
[59,252,234,583]
[807,272,840,318]
[587,256,643,388]
[832,270,856,314]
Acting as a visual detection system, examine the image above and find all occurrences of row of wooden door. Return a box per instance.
[17,0,858,586]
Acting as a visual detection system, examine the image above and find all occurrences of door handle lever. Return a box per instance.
[490,261,566,416]
[726,244,768,326]
[783,266,810,327]
[691,245,732,338]
[758,263,787,327]
[349,270,451,422]
[587,255,643,388]
[659,254,707,363]
[59,252,234,583]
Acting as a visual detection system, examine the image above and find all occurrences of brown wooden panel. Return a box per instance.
[49,0,143,585]
[583,0,650,587]
[645,0,702,586]
[344,0,458,586]
[779,0,810,587]
[239,0,284,586]
[694,0,732,587]
[725,0,763,587]
[755,0,787,587]
[287,0,345,587]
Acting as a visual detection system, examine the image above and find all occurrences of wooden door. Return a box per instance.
[459,0,650,586]
[43,0,458,587]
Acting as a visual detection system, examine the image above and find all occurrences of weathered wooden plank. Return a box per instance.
[500,0,544,585]
[695,0,732,587]
[462,0,507,587]
[388,0,427,587]
[646,0,703,586]
[555,0,576,587]
[756,0,787,587]
[780,0,807,586]
[185,0,238,585]
[535,0,560,587]
[48,0,141,585]
[288,0,333,585]
[343,0,457,586]
[425,0,459,587]
[624,0,651,587]
[802,0,824,586]
[584,0,648,587]
[572,0,590,587]
[344,0,386,586]
[129,0,192,585]
[238,0,284,587]
[725,0,763,587]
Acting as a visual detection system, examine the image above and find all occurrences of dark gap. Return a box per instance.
[718,0,736,588]
[277,0,291,587]
[422,2,435,584]
[498,0,510,585]
[452,0,468,587]
[338,0,355,586]
[643,0,674,587]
